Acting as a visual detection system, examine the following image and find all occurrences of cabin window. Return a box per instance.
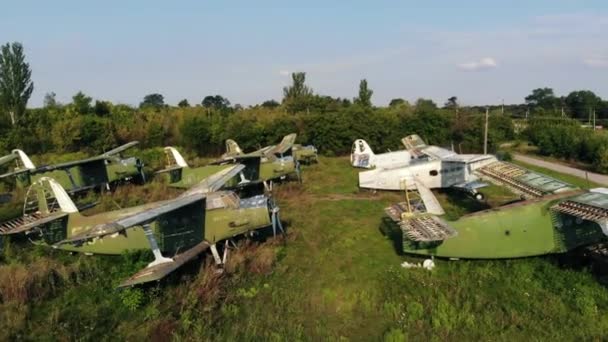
[429,170,438,176]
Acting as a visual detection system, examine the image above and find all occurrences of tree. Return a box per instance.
[140,93,165,109]
[177,99,190,107]
[444,96,458,109]
[43,92,58,108]
[93,100,111,116]
[0,42,34,125]
[525,88,558,114]
[389,98,405,107]
[565,90,602,119]
[72,91,92,114]
[261,99,280,108]
[414,98,438,114]
[282,72,313,113]
[201,95,230,110]
[354,79,373,107]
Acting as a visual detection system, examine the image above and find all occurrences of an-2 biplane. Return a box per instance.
[0,163,284,287]
[0,142,144,195]
[384,159,608,259]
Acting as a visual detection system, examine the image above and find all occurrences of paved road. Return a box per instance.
[513,153,608,186]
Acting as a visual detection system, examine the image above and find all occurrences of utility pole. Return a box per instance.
[561,106,564,117]
[501,99,504,115]
[593,109,596,131]
[484,107,489,155]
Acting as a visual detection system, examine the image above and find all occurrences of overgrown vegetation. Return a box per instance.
[1,158,608,340]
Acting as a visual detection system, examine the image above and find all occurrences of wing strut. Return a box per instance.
[142,223,173,267]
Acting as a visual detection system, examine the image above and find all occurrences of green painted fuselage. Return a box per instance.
[400,192,607,259]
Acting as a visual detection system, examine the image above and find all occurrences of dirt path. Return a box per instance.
[513,153,608,186]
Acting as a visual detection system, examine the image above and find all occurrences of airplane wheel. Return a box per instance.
[474,193,485,201]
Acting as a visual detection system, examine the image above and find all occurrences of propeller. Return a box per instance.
[135,158,146,183]
[267,197,284,237]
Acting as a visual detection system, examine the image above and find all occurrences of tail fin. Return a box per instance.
[351,139,375,168]
[225,139,243,156]
[11,149,36,170]
[279,133,297,147]
[163,147,189,168]
[402,135,427,151]
[0,177,74,238]
[26,177,78,215]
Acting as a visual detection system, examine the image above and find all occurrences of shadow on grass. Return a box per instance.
[379,217,403,256]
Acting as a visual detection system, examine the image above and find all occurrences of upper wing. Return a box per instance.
[182,164,246,195]
[55,194,206,245]
[101,141,139,157]
[474,161,576,198]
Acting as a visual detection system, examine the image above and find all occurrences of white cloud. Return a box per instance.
[457,57,498,71]
[279,70,290,76]
[583,56,608,68]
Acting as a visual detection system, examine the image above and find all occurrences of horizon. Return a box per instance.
[2,0,608,108]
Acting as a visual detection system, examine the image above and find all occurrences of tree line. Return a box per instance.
[0,41,604,165]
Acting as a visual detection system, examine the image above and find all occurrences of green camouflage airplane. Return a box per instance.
[220,133,302,182]
[0,164,283,287]
[384,161,608,259]
[0,142,144,195]
[157,146,262,191]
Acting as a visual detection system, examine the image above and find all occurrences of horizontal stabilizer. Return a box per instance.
[0,153,18,167]
[55,194,206,245]
[183,164,246,195]
[118,241,210,287]
[0,168,30,179]
[0,212,68,235]
[101,141,139,156]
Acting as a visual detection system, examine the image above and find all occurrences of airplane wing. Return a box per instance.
[0,211,69,235]
[181,164,246,195]
[54,194,209,287]
[34,156,108,172]
[55,194,206,245]
[118,241,210,287]
[101,141,139,157]
[475,161,577,199]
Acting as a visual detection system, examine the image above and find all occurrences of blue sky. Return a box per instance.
[1,0,608,107]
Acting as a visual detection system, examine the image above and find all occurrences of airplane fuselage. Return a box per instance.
[359,155,496,191]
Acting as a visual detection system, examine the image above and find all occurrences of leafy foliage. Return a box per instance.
[0,42,34,126]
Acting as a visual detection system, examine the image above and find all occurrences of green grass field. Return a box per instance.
[1,157,608,340]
